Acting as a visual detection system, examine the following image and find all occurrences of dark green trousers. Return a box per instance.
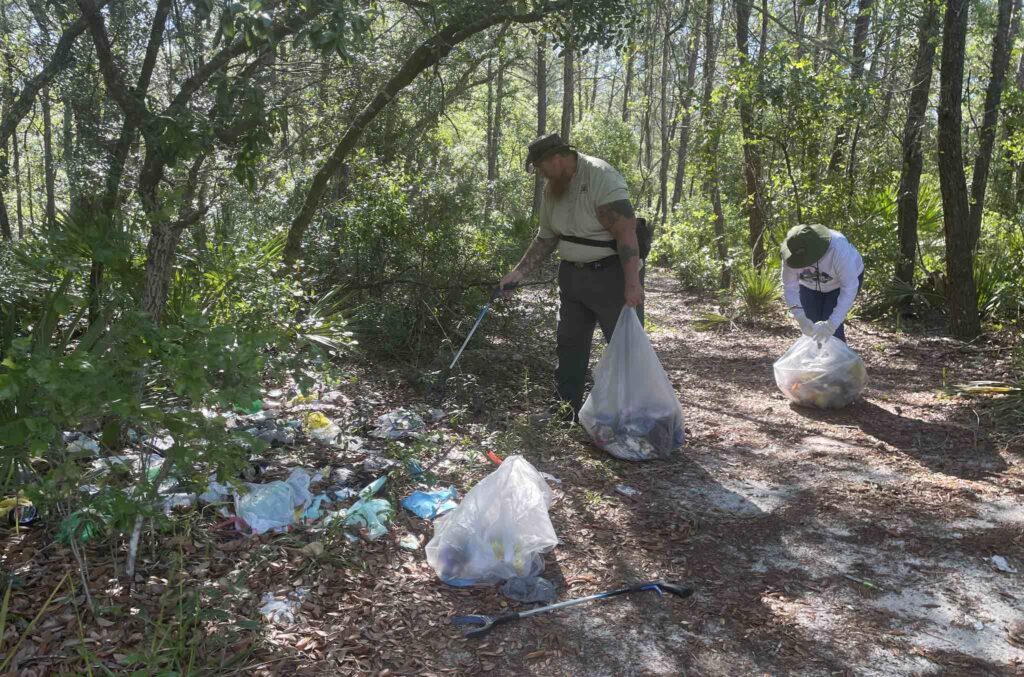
[556,257,644,412]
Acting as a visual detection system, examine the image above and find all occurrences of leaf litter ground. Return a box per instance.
[1,269,1022,675]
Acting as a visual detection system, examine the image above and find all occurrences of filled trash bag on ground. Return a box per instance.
[425,456,557,587]
[774,336,867,409]
[579,307,685,461]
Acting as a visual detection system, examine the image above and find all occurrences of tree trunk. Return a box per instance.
[827,0,873,182]
[561,45,574,141]
[576,51,585,123]
[893,0,939,296]
[533,36,547,217]
[641,31,656,173]
[494,55,506,183]
[937,0,979,339]
[24,128,34,231]
[967,0,1018,243]
[12,119,23,238]
[486,58,496,183]
[657,4,671,225]
[622,49,634,122]
[42,87,55,231]
[735,0,767,268]
[1016,48,1024,211]
[671,27,701,207]
[701,0,728,288]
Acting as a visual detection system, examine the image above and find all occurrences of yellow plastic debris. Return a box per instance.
[304,411,332,430]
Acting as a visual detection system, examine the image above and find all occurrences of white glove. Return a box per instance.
[792,309,814,337]
[811,320,835,343]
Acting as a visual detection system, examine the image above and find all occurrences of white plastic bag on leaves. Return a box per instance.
[426,456,557,586]
[235,468,314,534]
[579,307,685,461]
[774,336,867,409]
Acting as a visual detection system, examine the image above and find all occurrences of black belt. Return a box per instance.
[561,254,620,270]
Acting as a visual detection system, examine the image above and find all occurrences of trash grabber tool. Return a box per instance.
[451,580,693,639]
[448,282,516,370]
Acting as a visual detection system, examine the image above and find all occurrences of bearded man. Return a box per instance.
[499,133,644,423]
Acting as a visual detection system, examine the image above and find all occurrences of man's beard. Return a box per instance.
[546,176,570,199]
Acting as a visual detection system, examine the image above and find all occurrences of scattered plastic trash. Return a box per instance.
[426,408,445,422]
[0,495,37,527]
[991,555,1018,574]
[579,308,685,461]
[329,487,357,501]
[614,484,641,500]
[405,459,424,477]
[288,393,316,406]
[426,455,557,587]
[199,479,231,505]
[145,434,175,452]
[304,411,342,445]
[332,467,357,486]
[255,427,295,447]
[774,336,867,409]
[343,476,393,540]
[500,576,557,604]
[259,587,307,626]
[236,399,263,415]
[303,494,329,521]
[91,453,165,480]
[401,487,458,519]
[64,433,101,455]
[399,533,423,551]
[235,468,315,534]
[161,493,196,513]
[370,410,426,440]
[363,455,398,474]
[540,472,562,486]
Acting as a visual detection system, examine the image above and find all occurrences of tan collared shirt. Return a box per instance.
[537,153,629,263]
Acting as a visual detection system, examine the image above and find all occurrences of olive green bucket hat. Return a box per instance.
[525,133,574,173]
[781,224,831,268]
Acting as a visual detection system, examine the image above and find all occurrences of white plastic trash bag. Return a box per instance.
[774,336,867,409]
[579,307,685,461]
[426,456,557,586]
[235,468,314,534]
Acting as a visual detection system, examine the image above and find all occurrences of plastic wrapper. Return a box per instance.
[579,307,685,461]
[425,456,557,586]
[773,336,867,409]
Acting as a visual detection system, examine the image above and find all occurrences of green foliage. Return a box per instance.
[573,114,643,197]
[302,156,528,358]
[652,195,739,289]
[734,265,781,320]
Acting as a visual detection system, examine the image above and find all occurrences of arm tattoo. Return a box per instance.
[618,244,639,264]
[596,199,636,229]
[515,236,558,275]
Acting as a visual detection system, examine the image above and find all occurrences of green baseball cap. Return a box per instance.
[781,224,831,268]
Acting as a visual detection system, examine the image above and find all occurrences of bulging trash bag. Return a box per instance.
[579,307,685,461]
[774,336,867,409]
[426,456,557,587]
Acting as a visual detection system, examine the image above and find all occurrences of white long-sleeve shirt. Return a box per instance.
[782,230,864,327]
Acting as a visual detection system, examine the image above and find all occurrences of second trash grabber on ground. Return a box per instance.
[451,580,694,638]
